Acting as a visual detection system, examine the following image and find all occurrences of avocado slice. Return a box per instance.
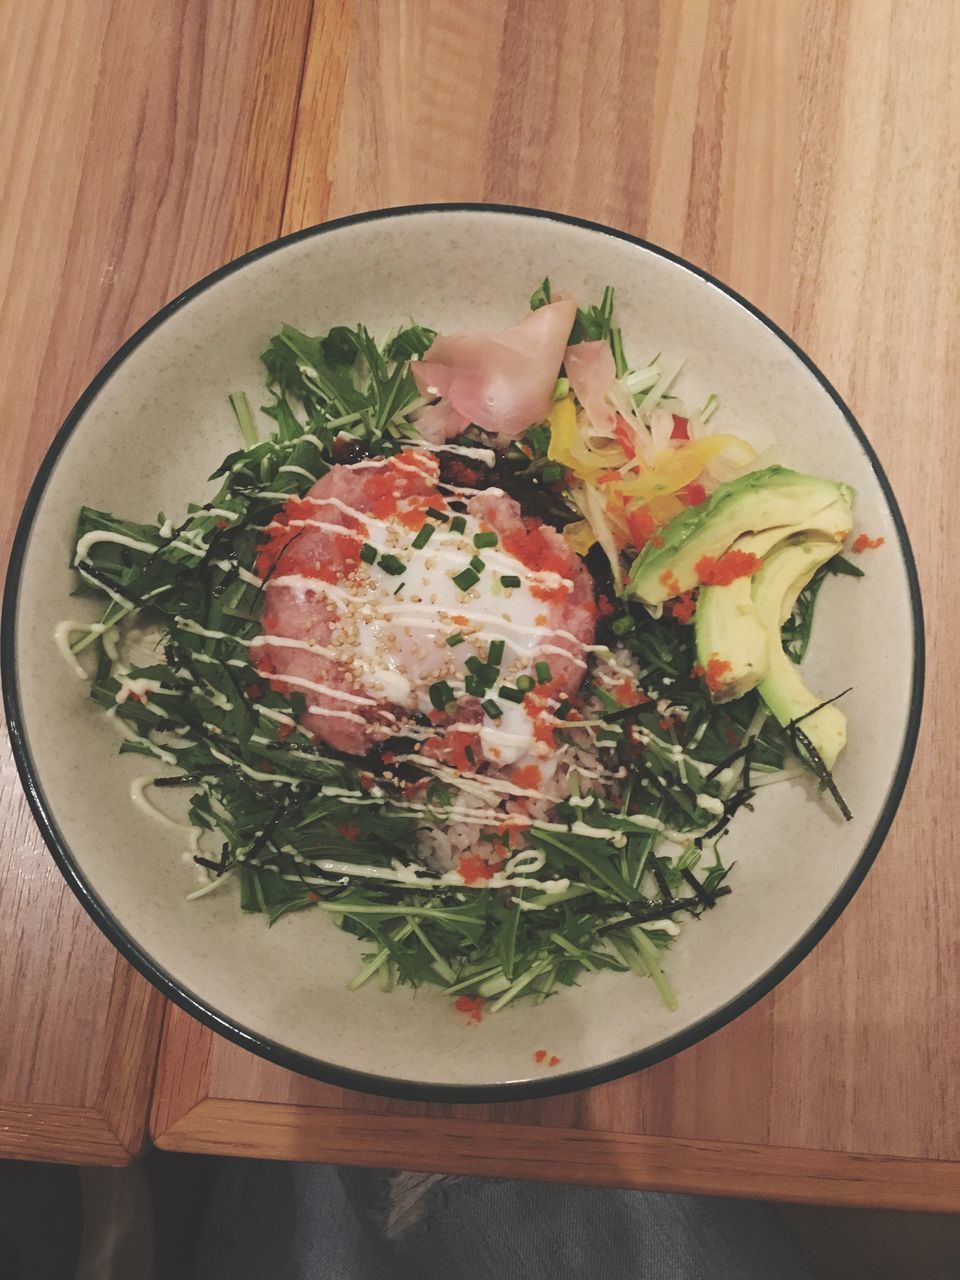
[752,539,848,769]
[694,496,854,701]
[627,466,854,604]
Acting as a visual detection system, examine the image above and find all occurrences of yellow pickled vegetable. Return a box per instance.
[547,398,605,480]
[561,519,597,555]
[610,435,742,502]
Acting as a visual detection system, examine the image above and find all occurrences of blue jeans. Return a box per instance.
[194,1160,813,1279]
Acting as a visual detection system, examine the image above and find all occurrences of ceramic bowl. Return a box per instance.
[2,206,922,1100]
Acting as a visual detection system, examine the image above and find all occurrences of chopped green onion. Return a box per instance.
[611,615,635,636]
[464,745,475,765]
[535,661,552,684]
[469,555,485,573]
[429,680,455,710]
[482,699,503,719]
[500,574,521,589]
[412,523,435,549]
[541,463,564,484]
[445,633,465,647]
[499,685,525,704]
[465,675,486,698]
[450,515,467,534]
[426,506,447,521]
[516,674,535,693]
[487,639,505,666]
[359,542,377,564]
[473,531,498,549]
[378,554,405,576]
[453,568,479,591]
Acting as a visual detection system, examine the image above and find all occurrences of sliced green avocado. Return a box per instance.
[752,539,847,769]
[627,466,854,604]
[693,496,854,702]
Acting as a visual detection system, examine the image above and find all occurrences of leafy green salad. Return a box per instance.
[60,282,863,1015]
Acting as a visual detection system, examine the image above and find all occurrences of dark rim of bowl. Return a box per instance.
[1,203,924,1103]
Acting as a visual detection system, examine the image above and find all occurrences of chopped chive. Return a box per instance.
[499,685,525,704]
[473,531,498,549]
[482,699,503,719]
[554,698,571,719]
[453,568,479,591]
[516,674,535,693]
[359,542,377,564]
[412,523,435,549]
[429,680,455,710]
[500,574,521,589]
[450,515,467,534]
[465,675,486,698]
[487,639,505,666]
[465,658,497,686]
[378,554,405,575]
[426,507,447,521]
[445,632,465,647]
[464,745,476,765]
[611,614,635,635]
[535,660,552,684]
[469,555,485,573]
[541,463,564,484]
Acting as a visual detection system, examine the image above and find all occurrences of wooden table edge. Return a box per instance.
[151,1097,960,1213]
[0,1103,140,1167]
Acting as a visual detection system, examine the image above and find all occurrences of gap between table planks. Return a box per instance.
[152,0,960,1208]
[0,0,313,1165]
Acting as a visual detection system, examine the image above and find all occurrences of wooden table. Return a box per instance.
[2,0,958,1209]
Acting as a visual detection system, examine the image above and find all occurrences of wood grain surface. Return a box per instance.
[0,0,312,1165]
[2,0,958,1202]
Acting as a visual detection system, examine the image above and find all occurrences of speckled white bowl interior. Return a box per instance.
[4,208,921,1098]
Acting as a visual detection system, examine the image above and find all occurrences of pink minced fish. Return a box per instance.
[252,452,596,758]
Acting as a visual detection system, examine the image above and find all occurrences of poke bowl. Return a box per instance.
[1,205,922,1099]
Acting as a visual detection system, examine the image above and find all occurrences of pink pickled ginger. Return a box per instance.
[411,299,576,439]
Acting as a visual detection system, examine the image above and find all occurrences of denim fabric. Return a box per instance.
[194,1159,813,1280]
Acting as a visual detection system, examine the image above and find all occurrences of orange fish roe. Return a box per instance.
[628,507,659,548]
[458,854,499,885]
[610,678,649,707]
[307,892,320,903]
[275,722,295,740]
[670,592,696,623]
[695,550,762,587]
[394,501,435,529]
[256,496,363,580]
[337,821,360,841]
[510,764,543,790]
[533,1050,561,1067]
[533,1049,548,1064]
[658,569,682,597]
[693,657,733,692]
[677,481,707,506]
[659,717,673,731]
[534,613,549,626]
[455,995,485,1023]
[531,581,571,603]
[852,533,885,552]
[500,520,575,580]
[548,1055,561,1067]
